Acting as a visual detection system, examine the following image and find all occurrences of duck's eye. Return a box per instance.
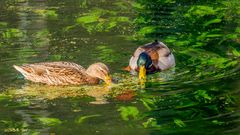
[99,69,104,73]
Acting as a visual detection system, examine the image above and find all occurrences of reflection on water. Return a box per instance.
[0,0,239,135]
[7,73,140,101]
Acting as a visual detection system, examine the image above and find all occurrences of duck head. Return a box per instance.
[86,63,112,85]
[137,52,152,84]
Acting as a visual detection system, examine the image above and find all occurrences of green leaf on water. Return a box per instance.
[2,28,23,39]
[106,21,117,30]
[142,118,161,128]
[194,90,212,103]
[206,34,222,38]
[225,60,238,67]
[131,2,143,9]
[118,106,139,121]
[76,15,99,24]
[204,18,222,27]
[111,16,130,22]
[63,25,76,31]
[45,10,58,19]
[140,98,157,110]
[225,34,238,39]
[164,36,177,43]
[137,26,156,35]
[34,9,58,19]
[212,120,225,125]
[37,117,62,126]
[232,48,240,57]
[75,114,101,124]
[174,119,186,127]
[185,5,219,18]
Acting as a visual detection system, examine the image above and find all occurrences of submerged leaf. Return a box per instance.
[37,117,62,126]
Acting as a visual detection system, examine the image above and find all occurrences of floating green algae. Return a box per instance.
[6,73,141,101]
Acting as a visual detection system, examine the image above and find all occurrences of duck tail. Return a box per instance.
[13,65,29,77]
[122,66,131,71]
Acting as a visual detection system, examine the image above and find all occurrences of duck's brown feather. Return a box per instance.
[14,62,99,85]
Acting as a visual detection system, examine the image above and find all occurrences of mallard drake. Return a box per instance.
[13,62,112,86]
[125,40,175,82]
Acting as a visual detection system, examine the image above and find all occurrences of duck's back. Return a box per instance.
[36,61,86,71]
[14,61,98,85]
[129,41,175,72]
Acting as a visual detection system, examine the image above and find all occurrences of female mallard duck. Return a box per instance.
[13,62,112,86]
[125,40,175,82]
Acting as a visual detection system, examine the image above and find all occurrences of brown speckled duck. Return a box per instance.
[13,62,112,86]
[124,40,175,82]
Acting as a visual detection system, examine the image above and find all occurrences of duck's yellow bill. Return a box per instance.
[139,66,146,87]
[104,75,112,85]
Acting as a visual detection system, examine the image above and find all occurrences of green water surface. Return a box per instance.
[0,0,239,135]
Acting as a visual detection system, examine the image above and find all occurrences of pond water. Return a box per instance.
[0,0,240,135]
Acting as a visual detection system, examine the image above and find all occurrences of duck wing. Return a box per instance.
[153,42,175,70]
[13,62,90,85]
